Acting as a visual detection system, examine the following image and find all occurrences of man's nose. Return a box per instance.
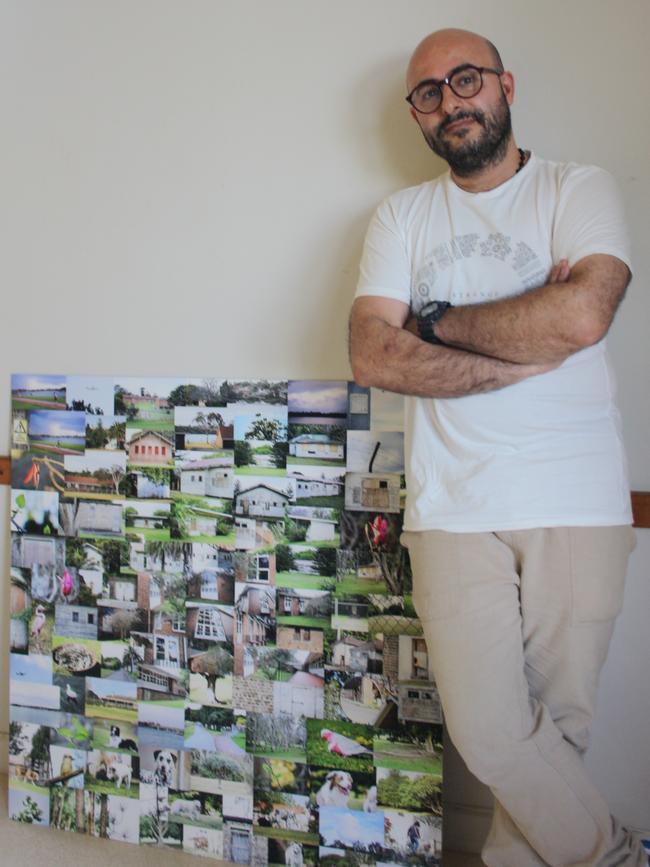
[438,81,464,115]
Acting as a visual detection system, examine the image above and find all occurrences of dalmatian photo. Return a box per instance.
[154,749,178,787]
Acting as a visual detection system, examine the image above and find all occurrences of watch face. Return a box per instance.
[420,301,438,317]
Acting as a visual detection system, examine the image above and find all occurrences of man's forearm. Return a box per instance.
[350,313,550,399]
[434,256,630,364]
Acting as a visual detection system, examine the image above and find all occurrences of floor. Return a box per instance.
[1,775,484,866]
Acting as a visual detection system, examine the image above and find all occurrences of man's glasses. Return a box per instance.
[406,64,503,114]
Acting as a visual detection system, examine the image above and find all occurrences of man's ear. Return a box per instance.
[500,70,515,106]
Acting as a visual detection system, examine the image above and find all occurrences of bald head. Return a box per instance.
[407,28,504,92]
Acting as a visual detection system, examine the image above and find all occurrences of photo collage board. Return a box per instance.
[8,373,443,866]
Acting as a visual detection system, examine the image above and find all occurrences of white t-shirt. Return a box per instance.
[356,154,632,532]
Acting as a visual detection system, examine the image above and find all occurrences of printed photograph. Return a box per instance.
[8,720,52,788]
[254,791,317,843]
[85,676,137,723]
[346,383,371,431]
[234,404,288,475]
[138,698,185,750]
[12,373,66,412]
[86,749,140,798]
[188,746,254,797]
[174,456,234,500]
[344,473,402,515]
[10,566,32,653]
[188,639,234,707]
[66,375,115,415]
[310,767,376,812]
[170,495,235,547]
[182,824,225,859]
[59,498,124,539]
[382,809,442,865]
[11,489,61,536]
[290,466,345,509]
[52,673,86,714]
[254,757,310,798]
[330,595,370,634]
[126,428,175,468]
[276,588,331,630]
[233,476,296,519]
[339,511,411,597]
[318,805,385,853]
[126,467,172,499]
[124,498,170,541]
[346,431,405,475]
[85,791,140,843]
[373,723,443,775]
[53,635,102,678]
[64,449,127,499]
[12,446,65,496]
[246,712,307,763]
[8,784,51,826]
[50,744,85,789]
[139,780,183,849]
[288,381,348,425]
[266,837,318,867]
[274,543,337,592]
[233,550,275,586]
[287,426,345,468]
[28,410,85,456]
[50,711,93,751]
[10,652,60,710]
[50,786,86,832]
[91,717,139,754]
[306,719,374,773]
[84,416,126,455]
[175,405,235,451]
[223,379,287,405]
[369,388,405,432]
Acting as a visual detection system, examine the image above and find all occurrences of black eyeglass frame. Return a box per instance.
[406,64,504,114]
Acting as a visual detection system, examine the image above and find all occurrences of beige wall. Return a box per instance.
[1,0,649,846]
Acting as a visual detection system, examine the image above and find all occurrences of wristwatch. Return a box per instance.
[416,300,453,344]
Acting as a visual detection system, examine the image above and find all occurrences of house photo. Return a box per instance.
[233,478,295,519]
[290,468,345,508]
[276,588,331,629]
[177,458,234,499]
[233,586,276,646]
[233,551,275,585]
[288,432,345,465]
[344,472,402,514]
[126,429,174,467]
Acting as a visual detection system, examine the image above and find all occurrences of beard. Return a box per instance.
[420,90,512,177]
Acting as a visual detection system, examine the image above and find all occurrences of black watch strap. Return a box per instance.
[417,301,453,345]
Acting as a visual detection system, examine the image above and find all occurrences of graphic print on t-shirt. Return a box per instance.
[412,232,547,311]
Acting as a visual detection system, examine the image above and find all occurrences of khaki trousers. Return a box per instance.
[402,526,645,867]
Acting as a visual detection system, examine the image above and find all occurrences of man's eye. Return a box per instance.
[419,86,440,102]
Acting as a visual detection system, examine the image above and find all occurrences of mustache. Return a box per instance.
[437,110,485,134]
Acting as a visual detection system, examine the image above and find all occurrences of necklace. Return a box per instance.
[516,147,528,173]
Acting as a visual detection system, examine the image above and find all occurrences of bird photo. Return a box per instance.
[320,728,372,757]
[307,720,374,771]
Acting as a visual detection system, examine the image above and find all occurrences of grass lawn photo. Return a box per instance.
[276,572,333,591]
[276,614,330,629]
[373,735,443,775]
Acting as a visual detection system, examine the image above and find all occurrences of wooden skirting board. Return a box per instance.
[0,454,649,527]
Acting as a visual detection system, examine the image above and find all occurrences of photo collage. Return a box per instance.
[8,373,443,865]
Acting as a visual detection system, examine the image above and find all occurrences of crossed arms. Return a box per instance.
[349,254,630,399]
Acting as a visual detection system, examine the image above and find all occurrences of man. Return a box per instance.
[349,28,645,867]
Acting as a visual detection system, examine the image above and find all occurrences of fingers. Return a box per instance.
[548,259,570,284]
